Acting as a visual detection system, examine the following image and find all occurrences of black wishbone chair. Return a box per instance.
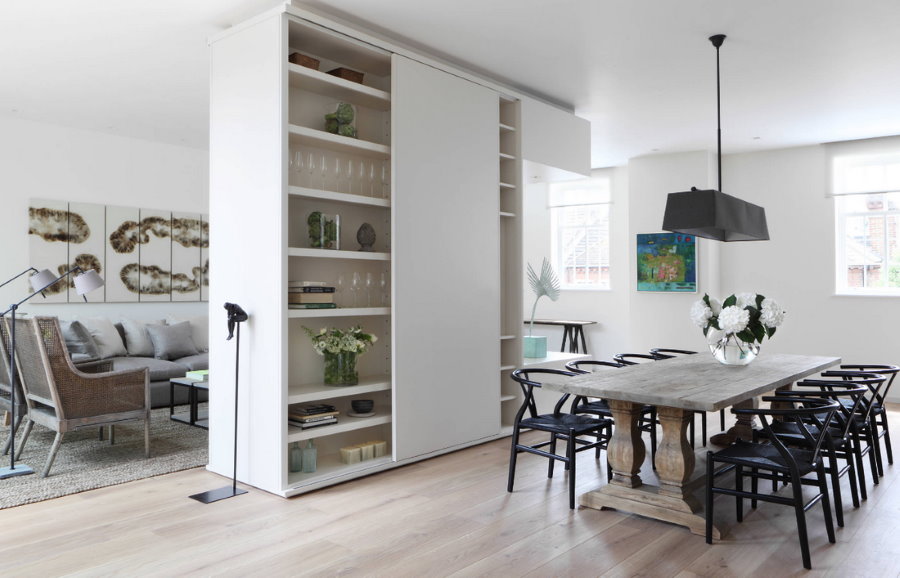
[763,379,869,527]
[507,368,614,509]
[822,364,899,478]
[817,369,888,491]
[706,396,840,570]
[564,360,660,465]
[614,352,707,448]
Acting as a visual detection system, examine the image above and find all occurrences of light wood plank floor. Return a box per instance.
[2,407,900,577]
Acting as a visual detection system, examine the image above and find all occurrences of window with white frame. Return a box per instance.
[549,175,611,290]
[833,149,900,294]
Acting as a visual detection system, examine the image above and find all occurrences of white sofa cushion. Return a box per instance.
[146,321,199,360]
[165,314,209,352]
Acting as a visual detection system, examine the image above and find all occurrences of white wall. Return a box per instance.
[524,143,900,401]
[0,116,209,322]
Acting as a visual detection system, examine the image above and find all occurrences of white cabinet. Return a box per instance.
[391,55,500,460]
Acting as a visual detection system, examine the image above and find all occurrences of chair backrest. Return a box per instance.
[649,348,697,359]
[823,364,899,407]
[784,379,870,444]
[510,368,576,420]
[613,353,658,365]
[0,318,27,412]
[736,396,841,470]
[9,317,61,414]
[565,360,624,373]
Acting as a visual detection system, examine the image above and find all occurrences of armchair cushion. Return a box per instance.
[146,321,199,361]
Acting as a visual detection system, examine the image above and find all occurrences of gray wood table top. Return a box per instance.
[541,353,841,412]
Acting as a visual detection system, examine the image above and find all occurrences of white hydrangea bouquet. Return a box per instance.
[302,325,377,354]
[690,292,785,364]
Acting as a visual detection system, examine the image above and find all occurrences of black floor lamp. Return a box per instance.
[0,266,104,480]
[190,302,249,503]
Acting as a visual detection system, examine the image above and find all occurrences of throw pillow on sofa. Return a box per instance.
[77,317,127,359]
[146,321,199,360]
[120,317,155,357]
[165,314,209,352]
[59,320,100,362]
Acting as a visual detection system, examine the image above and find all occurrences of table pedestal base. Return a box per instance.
[580,483,720,539]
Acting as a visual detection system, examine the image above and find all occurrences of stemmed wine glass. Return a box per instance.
[368,161,377,197]
[364,272,375,307]
[350,272,361,307]
[336,273,346,307]
[381,161,390,199]
[319,152,328,190]
[307,151,317,189]
[358,160,367,197]
[293,150,305,185]
[380,271,388,306]
[333,156,342,193]
[345,159,355,194]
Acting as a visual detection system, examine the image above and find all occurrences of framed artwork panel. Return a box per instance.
[636,232,697,292]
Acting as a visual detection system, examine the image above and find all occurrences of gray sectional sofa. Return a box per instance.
[61,314,209,409]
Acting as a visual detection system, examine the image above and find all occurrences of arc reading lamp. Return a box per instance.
[0,266,104,479]
[662,34,770,242]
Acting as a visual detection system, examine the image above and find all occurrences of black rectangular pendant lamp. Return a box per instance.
[662,34,769,242]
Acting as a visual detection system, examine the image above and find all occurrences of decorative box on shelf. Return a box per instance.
[327,67,364,84]
[289,52,320,70]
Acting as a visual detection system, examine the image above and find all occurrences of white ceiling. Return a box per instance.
[2,0,899,168]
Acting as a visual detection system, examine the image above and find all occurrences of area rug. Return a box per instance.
[0,407,208,510]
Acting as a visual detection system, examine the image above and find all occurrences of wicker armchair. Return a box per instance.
[9,316,150,477]
[0,318,29,456]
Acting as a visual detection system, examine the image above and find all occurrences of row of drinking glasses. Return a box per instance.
[336,271,389,308]
[291,149,389,198]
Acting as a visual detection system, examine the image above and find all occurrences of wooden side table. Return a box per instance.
[526,319,596,354]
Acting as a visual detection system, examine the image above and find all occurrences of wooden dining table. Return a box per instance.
[541,352,840,537]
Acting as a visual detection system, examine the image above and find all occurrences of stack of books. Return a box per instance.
[184,369,209,381]
[288,403,339,429]
[288,281,336,310]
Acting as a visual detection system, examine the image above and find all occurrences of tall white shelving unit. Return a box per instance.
[499,96,524,434]
[208,5,587,497]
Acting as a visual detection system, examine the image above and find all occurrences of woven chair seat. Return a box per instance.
[521,412,611,435]
[714,439,817,475]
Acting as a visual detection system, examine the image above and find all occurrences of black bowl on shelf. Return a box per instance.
[351,399,374,414]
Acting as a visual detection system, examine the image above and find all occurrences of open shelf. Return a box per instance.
[289,124,391,159]
[288,63,391,110]
[288,306,390,318]
[288,247,391,260]
[499,152,516,161]
[499,182,516,190]
[500,394,517,402]
[500,212,516,218]
[500,335,517,341]
[499,122,516,132]
[288,412,392,443]
[289,186,390,208]
[499,364,516,372]
[287,455,392,487]
[288,377,392,404]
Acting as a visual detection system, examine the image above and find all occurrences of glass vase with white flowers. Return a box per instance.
[303,326,377,385]
[690,292,785,365]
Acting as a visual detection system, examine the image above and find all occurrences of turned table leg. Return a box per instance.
[607,400,647,488]
[655,406,696,500]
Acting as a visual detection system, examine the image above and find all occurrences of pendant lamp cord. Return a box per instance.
[710,34,726,193]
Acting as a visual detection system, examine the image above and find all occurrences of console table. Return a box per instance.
[526,319,596,353]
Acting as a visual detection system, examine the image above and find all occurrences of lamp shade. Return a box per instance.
[28,269,56,291]
[662,188,769,242]
[73,269,104,295]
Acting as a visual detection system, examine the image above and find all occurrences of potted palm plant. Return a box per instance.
[524,258,560,358]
